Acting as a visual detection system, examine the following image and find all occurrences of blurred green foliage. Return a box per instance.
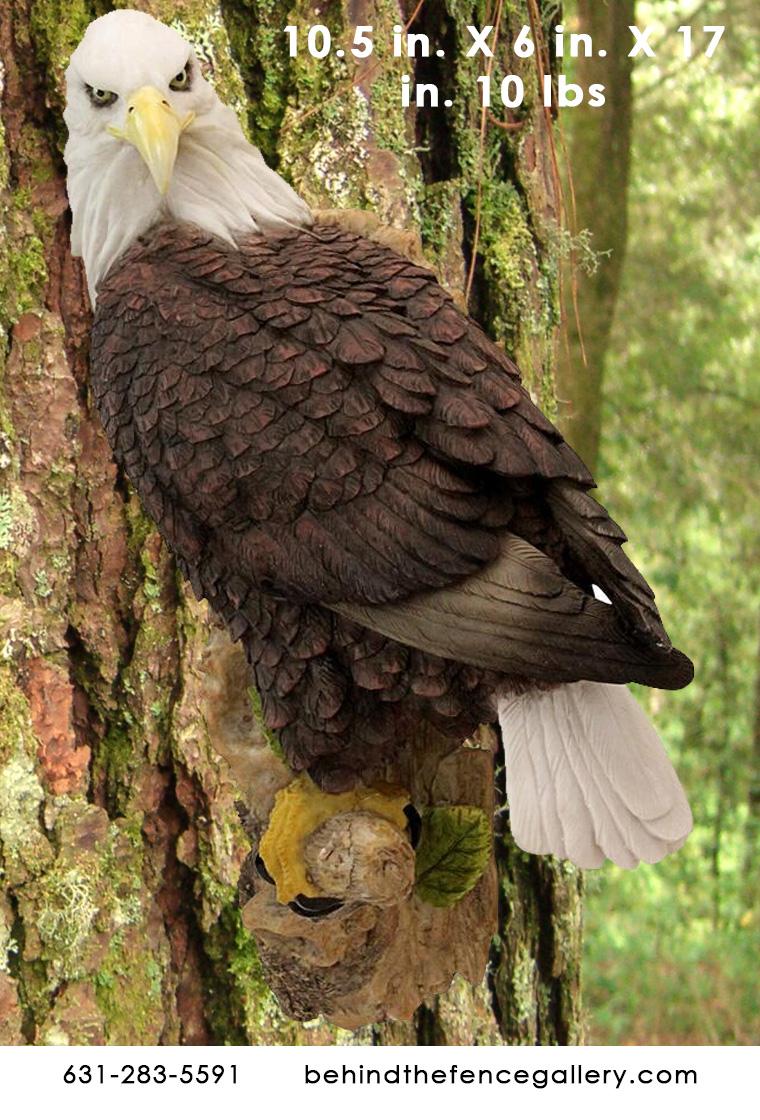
[578,0,760,1044]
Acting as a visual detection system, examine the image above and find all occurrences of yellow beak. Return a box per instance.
[108,86,195,196]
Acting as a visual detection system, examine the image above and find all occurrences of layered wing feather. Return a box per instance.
[91,222,691,690]
[335,534,692,688]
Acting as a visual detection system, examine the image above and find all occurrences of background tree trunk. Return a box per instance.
[0,0,582,1045]
[556,0,635,474]
[743,611,760,911]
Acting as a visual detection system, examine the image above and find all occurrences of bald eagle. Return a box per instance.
[64,10,693,871]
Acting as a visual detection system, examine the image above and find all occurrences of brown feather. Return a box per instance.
[90,221,693,785]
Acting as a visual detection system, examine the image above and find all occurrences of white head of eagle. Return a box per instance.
[64,11,694,873]
[64,9,311,303]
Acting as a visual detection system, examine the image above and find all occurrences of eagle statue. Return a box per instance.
[64,10,693,882]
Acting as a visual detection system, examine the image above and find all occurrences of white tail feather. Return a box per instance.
[496,681,692,869]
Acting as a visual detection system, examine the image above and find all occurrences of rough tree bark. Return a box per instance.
[556,0,635,474]
[0,0,582,1044]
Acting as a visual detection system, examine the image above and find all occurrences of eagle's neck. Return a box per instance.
[65,102,312,305]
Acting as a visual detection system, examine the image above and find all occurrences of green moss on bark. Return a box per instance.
[0,217,49,332]
[0,671,54,886]
[28,0,96,119]
[203,900,299,1044]
[221,0,296,161]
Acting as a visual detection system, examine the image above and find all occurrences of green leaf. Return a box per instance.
[414,806,492,908]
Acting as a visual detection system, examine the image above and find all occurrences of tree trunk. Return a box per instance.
[0,0,582,1045]
[556,0,635,474]
[742,610,760,911]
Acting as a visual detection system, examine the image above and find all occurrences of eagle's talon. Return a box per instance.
[259,773,414,908]
[288,895,345,919]
[254,852,276,886]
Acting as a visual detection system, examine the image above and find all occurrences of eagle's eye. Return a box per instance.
[169,63,192,91]
[86,85,118,108]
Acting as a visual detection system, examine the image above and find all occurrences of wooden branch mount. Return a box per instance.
[202,625,497,1028]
